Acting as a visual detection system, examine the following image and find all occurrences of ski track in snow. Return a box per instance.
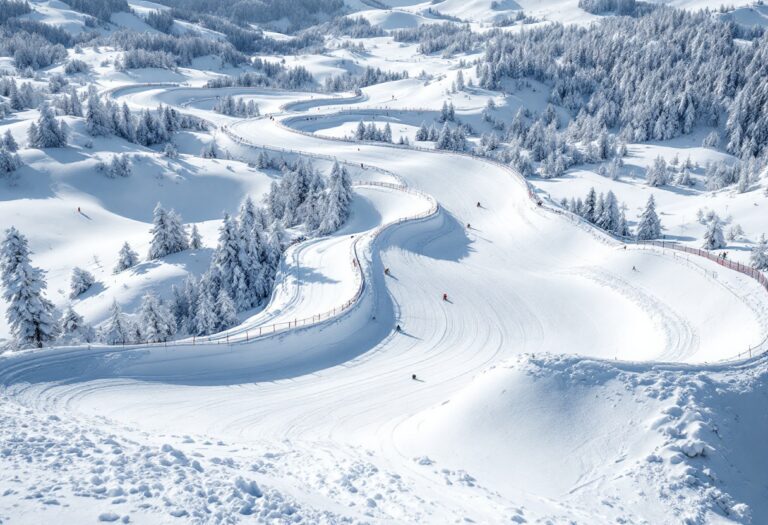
[1,84,768,523]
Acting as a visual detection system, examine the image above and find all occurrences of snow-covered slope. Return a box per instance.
[1,1,768,522]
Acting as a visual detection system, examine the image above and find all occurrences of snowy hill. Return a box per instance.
[0,0,768,523]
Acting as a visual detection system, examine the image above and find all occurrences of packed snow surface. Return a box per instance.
[1,79,768,523]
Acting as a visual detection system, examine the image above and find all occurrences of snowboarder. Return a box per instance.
[384,267,390,275]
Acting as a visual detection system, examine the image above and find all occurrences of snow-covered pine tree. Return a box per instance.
[383,123,392,143]
[3,129,18,152]
[107,154,131,178]
[594,192,606,223]
[355,120,366,141]
[102,300,129,344]
[138,293,176,343]
[646,156,669,187]
[436,122,453,150]
[597,191,620,233]
[455,70,465,91]
[582,187,597,223]
[0,145,22,177]
[85,86,112,136]
[1,227,59,348]
[168,210,189,251]
[636,195,662,240]
[318,164,353,235]
[215,289,238,331]
[750,234,768,270]
[183,275,199,333]
[618,208,631,237]
[416,122,429,141]
[266,181,285,221]
[702,215,726,250]
[169,284,187,333]
[62,305,94,342]
[210,213,252,310]
[114,242,139,273]
[70,267,95,298]
[28,104,67,148]
[135,109,154,146]
[238,197,267,298]
[194,291,218,336]
[67,85,83,117]
[440,101,450,122]
[200,140,217,159]
[147,203,188,259]
[190,224,203,249]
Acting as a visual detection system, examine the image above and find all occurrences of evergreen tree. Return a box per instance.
[107,154,131,178]
[60,304,94,343]
[102,300,129,345]
[0,146,22,176]
[28,104,67,148]
[1,227,59,348]
[636,195,662,240]
[436,122,453,150]
[646,156,669,187]
[2,129,18,152]
[118,102,135,141]
[70,267,95,298]
[135,109,154,146]
[702,216,726,250]
[212,213,251,310]
[618,208,631,237]
[190,224,203,249]
[750,234,768,270]
[194,291,217,336]
[114,242,139,273]
[355,120,366,140]
[200,140,217,159]
[597,191,620,233]
[416,122,429,141]
[147,203,188,259]
[318,164,353,235]
[85,86,112,136]
[68,86,83,117]
[183,275,199,333]
[138,293,176,343]
[215,289,238,331]
[583,187,597,223]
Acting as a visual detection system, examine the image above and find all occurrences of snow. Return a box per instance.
[1,3,768,523]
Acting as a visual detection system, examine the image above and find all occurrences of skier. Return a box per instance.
[466,223,471,229]
[77,206,81,213]
[411,374,417,380]
[442,293,448,301]
[384,267,390,275]
[632,265,637,272]
[476,201,481,208]
[396,324,402,332]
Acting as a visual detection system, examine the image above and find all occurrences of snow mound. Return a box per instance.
[361,9,433,29]
[400,353,768,523]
